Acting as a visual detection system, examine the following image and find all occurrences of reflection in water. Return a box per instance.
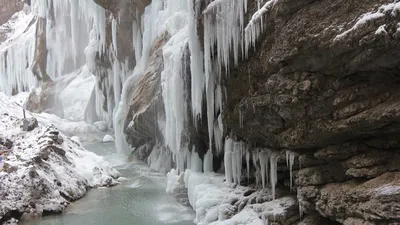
[24,142,194,225]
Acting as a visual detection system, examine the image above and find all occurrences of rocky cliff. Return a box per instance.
[0,0,398,224]
[224,1,400,224]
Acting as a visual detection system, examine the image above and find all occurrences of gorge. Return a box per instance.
[0,0,399,224]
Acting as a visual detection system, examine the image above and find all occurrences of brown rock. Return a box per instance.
[298,172,400,224]
[0,0,23,25]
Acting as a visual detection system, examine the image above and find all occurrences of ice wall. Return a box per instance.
[1,0,286,202]
[0,0,132,125]
[114,0,283,186]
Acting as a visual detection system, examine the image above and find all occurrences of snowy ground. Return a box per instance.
[0,92,120,224]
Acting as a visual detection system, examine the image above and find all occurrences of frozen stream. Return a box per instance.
[23,141,195,225]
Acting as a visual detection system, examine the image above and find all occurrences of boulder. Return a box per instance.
[298,172,400,224]
[94,121,108,132]
[102,135,115,143]
[21,117,38,132]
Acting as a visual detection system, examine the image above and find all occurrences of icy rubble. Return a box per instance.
[162,137,300,225]
[166,169,298,225]
[0,92,119,223]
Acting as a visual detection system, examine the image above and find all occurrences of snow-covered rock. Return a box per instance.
[102,135,115,143]
[0,92,120,223]
[166,169,298,225]
[70,136,82,146]
[94,121,108,132]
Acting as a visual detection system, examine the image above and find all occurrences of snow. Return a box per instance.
[10,92,30,107]
[334,2,400,41]
[375,25,387,35]
[0,92,119,222]
[94,121,108,132]
[244,0,277,55]
[102,135,115,143]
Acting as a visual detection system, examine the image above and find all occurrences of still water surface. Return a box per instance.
[24,142,194,225]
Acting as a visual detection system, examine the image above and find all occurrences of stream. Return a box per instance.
[24,141,195,225]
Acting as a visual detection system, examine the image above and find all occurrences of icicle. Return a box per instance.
[224,138,234,183]
[232,143,238,184]
[259,150,269,189]
[244,0,277,56]
[186,149,192,170]
[270,152,278,200]
[187,0,205,119]
[111,18,118,55]
[246,150,250,181]
[252,149,260,186]
[191,149,203,172]
[213,123,222,154]
[239,109,244,129]
[286,150,289,167]
[285,150,296,190]
[177,144,189,173]
[202,0,249,152]
[0,12,37,95]
[289,151,295,190]
[203,149,213,173]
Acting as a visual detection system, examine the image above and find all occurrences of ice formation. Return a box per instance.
[0,11,37,95]
[286,150,296,190]
[244,0,277,55]
[167,169,297,225]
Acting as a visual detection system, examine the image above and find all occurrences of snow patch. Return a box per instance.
[94,121,108,131]
[102,135,115,143]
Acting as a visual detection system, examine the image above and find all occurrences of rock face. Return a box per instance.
[225,0,400,150]
[220,0,400,224]
[0,0,23,25]
[123,33,168,153]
